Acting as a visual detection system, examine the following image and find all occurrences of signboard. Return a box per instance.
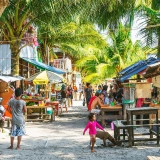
[135,83,151,98]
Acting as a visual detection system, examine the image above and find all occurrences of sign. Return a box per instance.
[135,83,151,98]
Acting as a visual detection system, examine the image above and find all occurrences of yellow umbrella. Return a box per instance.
[25,70,65,85]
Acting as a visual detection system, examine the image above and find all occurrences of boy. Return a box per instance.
[8,88,26,149]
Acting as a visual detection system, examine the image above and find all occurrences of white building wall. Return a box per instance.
[0,44,11,74]
[0,44,37,75]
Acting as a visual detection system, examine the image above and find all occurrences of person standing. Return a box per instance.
[84,83,92,108]
[67,85,73,107]
[102,85,109,104]
[108,85,114,103]
[79,83,83,100]
[73,85,78,101]
[8,88,26,149]
[60,84,68,113]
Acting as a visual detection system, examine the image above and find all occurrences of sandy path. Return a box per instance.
[0,101,160,160]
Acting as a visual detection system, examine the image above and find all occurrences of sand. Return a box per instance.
[0,100,160,160]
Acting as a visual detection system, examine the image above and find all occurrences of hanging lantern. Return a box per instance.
[0,0,9,16]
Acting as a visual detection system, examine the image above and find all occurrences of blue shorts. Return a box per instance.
[10,124,26,137]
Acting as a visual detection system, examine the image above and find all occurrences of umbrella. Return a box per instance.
[25,70,65,85]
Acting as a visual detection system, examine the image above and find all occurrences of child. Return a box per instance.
[83,113,104,152]
[8,88,26,149]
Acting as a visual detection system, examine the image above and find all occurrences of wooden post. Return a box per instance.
[101,110,105,126]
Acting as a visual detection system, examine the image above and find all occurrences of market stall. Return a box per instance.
[24,70,65,119]
[144,62,160,121]
[0,76,23,118]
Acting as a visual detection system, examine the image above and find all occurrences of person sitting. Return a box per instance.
[90,93,109,115]
[88,92,99,111]
[96,85,102,94]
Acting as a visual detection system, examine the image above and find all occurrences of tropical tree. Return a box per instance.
[0,0,139,76]
[135,0,160,57]
[37,20,107,64]
[76,24,148,83]
[0,0,88,76]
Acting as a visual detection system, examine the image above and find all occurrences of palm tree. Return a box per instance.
[0,0,140,76]
[135,0,160,57]
[76,24,148,84]
[0,0,89,76]
[38,20,106,64]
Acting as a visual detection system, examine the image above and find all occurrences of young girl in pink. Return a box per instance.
[83,113,104,152]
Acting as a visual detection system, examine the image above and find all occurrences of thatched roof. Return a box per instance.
[144,62,160,78]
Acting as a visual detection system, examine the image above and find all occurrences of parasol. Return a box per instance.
[25,70,65,85]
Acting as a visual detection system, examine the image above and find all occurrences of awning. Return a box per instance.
[21,57,65,74]
[0,76,24,83]
[118,57,160,82]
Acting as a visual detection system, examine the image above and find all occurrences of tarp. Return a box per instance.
[21,57,65,74]
[0,76,23,83]
[118,57,160,82]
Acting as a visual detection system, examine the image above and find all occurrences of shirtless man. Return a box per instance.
[91,93,109,110]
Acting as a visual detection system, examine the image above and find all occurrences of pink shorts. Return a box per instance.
[89,134,96,138]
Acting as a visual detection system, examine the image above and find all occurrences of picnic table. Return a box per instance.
[25,105,55,122]
[126,107,159,146]
[98,105,123,126]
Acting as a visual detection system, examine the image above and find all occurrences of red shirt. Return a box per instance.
[88,96,96,111]
[136,98,144,108]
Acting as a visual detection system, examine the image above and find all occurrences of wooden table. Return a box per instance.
[126,107,159,146]
[25,106,55,122]
[98,105,123,126]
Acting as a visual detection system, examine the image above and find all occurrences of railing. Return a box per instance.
[50,58,72,72]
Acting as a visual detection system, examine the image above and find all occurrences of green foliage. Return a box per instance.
[76,24,147,84]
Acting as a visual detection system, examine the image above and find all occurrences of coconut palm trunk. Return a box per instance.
[10,42,21,76]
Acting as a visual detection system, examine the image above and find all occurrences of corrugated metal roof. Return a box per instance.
[118,57,160,82]
[21,57,65,74]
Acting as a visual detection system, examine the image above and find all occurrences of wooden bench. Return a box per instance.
[113,120,160,147]
[25,106,56,122]
[147,156,160,160]
[113,120,133,147]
